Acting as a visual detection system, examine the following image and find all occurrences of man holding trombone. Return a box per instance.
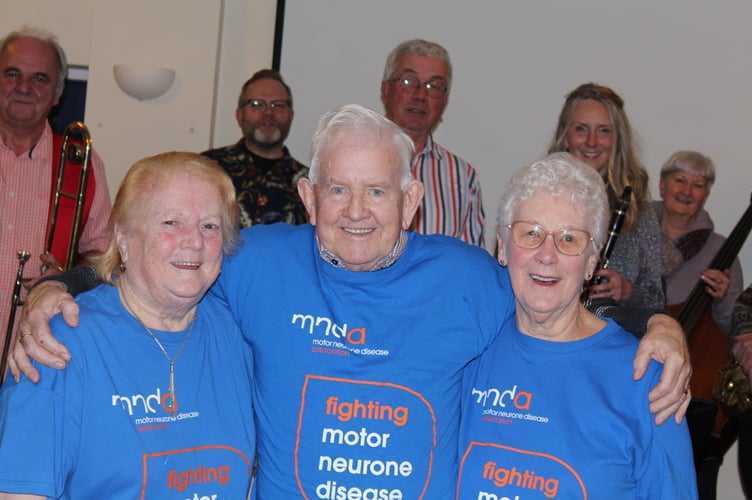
[0,27,111,363]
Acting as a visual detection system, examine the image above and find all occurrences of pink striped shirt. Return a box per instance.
[411,134,484,246]
[0,122,111,335]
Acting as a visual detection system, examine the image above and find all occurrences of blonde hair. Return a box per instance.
[95,152,240,283]
[547,83,649,232]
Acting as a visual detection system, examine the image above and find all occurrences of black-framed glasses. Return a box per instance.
[240,99,291,114]
[507,221,593,256]
[390,74,448,98]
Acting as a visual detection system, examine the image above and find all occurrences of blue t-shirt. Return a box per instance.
[0,285,255,499]
[458,317,697,499]
[214,223,514,499]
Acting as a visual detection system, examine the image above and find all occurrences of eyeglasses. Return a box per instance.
[239,99,291,114]
[390,74,448,98]
[507,221,593,256]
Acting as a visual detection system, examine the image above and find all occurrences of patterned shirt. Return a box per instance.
[607,203,666,309]
[202,140,309,227]
[0,122,111,332]
[411,134,484,246]
[733,284,752,339]
[317,230,408,271]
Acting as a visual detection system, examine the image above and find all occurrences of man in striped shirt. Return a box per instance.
[381,39,485,247]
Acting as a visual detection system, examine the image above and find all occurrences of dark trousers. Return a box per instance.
[738,411,752,498]
[688,399,740,500]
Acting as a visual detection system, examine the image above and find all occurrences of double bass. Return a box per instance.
[669,193,752,468]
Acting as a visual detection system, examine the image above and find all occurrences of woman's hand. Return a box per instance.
[589,268,633,302]
[701,269,731,301]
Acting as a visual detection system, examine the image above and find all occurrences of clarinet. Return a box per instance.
[595,186,632,278]
[582,186,631,301]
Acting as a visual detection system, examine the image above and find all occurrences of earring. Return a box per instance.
[120,262,127,272]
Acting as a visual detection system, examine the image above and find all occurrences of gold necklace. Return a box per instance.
[120,289,196,411]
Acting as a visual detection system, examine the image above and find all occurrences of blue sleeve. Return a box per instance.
[635,363,698,499]
[0,316,83,496]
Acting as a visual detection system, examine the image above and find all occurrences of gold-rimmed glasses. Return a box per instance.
[507,221,593,256]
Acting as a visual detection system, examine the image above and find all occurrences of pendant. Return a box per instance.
[167,362,176,410]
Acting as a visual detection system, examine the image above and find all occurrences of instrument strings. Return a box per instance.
[679,194,752,335]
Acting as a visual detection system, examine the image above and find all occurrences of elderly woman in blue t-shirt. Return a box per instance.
[457,153,696,499]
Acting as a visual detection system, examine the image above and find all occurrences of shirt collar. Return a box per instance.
[415,133,442,161]
[0,122,51,159]
[316,230,408,271]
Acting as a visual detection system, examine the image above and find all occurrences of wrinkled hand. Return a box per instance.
[20,253,65,292]
[9,280,78,383]
[633,313,691,425]
[701,269,731,301]
[588,268,633,302]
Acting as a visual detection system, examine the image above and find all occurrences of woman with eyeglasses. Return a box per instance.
[547,83,664,309]
[456,153,696,499]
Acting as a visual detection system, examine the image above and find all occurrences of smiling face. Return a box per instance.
[117,174,225,316]
[380,52,449,150]
[0,36,60,133]
[660,170,710,220]
[235,77,293,154]
[298,132,423,271]
[563,99,614,174]
[498,191,598,333]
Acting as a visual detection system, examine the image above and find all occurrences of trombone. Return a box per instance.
[44,121,93,271]
[0,251,31,386]
[1,122,93,385]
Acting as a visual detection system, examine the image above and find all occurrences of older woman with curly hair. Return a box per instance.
[457,153,695,498]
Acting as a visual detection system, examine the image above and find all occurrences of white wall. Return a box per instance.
[84,1,223,188]
[279,0,752,282]
[0,0,95,65]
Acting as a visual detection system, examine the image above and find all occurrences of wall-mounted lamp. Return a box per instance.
[113,64,176,101]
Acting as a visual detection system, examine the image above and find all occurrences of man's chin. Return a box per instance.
[249,139,284,151]
[252,128,283,144]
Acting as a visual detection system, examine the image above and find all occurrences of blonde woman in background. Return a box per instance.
[548,82,664,309]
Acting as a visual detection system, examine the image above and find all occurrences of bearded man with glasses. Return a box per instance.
[203,69,309,227]
[381,39,485,247]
